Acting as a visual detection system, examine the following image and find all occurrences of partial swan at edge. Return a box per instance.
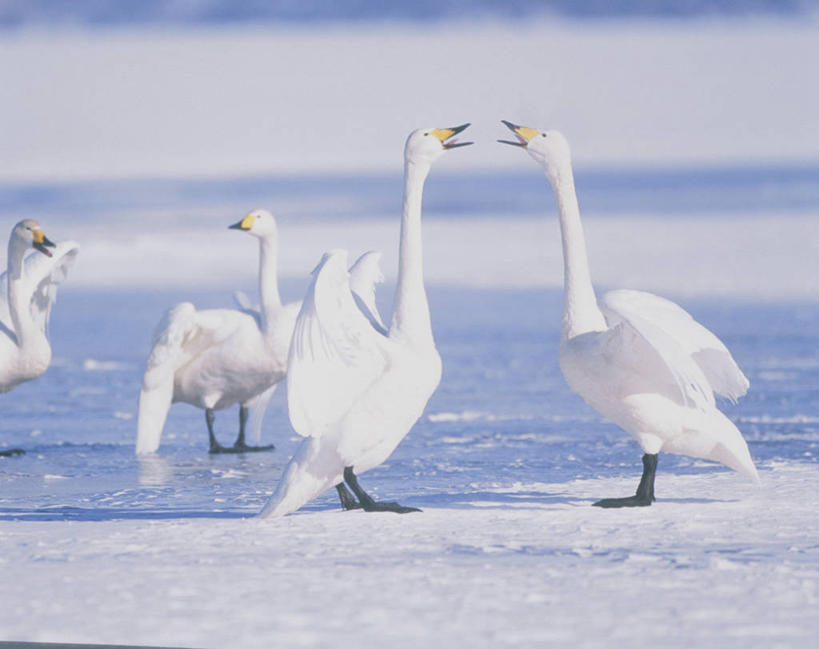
[1,219,79,456]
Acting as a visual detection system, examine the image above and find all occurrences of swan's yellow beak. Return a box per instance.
[32,228,55,257]
[498,120,540,147]
[229,214,256,231]
[431,123,473,149]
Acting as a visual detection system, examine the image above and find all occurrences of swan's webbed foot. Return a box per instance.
[336,483,361,510]
[0,448,25,458]
[593,453,657,509]
[593,494,653,508]
[209,442,275,454]
[342,466,421,514]
[231,441,275,453]
[205,407,275,454]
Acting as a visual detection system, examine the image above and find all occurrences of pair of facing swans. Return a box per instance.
[1,122,758,515]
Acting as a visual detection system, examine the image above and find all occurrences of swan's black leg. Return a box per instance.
[230,406,275,453]
[206,409,230,454]
[336,483,361,510]
[593,453,658,508]
[343,466,420,514]
[0,448,25,458]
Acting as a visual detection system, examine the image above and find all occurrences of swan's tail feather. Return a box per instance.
[259,437,342,518]
[665,409,759,483]
[135,303,196,455]
[709,413,760,483]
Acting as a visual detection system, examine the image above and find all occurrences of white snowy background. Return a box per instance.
[1,4,819,648]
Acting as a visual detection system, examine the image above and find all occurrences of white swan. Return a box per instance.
[1,219,79,456]
[136,209,299,455]
[135,211,387,456]
[499,121,758,507]
[261,124,472,517]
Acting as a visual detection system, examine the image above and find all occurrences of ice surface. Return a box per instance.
[1,286,818,648]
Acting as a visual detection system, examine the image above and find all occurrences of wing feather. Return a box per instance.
[348,250,387,334]
[0,241,79,336]
[600,289,748,408]
[287,250,391,439]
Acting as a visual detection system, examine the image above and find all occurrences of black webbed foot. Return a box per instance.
[342,466,421,514]
[593,453,657,509]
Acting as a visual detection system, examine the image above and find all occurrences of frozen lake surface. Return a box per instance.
[1,282,818,648]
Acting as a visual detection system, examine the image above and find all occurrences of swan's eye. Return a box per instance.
[542,134,547,138]
[424,132,429,136]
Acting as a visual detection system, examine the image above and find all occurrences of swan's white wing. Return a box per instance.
[348,250,387,334]
[287,249,391,439]
[599,290,716,411]
[0,241,79,336]
[601,289,749,403]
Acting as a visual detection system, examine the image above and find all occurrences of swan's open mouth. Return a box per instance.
[32,230,55,257]
[433,123,473,149]
[498,120,539,147]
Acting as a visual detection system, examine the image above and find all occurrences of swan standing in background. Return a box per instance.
[261,124,472,518]
[499,121,758,507]
[135,211,387,456]
[136,210,298,455]
[1,220,79,457]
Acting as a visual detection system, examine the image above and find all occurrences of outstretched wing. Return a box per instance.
[348,250,386,334]
[287,249,392,439]
[600,289,748,409]
[0,241,79,336]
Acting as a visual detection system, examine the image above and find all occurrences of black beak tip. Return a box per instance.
[228,222,244,230]
[43,235,56,248]
[501,119,520,132]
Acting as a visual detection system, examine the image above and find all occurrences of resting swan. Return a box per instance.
[499,121,758,507]
[1,219,79,456]
[261,124,472,517]
[135,210,386,455]
[135,210,298,454]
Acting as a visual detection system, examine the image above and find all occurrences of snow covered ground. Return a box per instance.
[2,16,819,649]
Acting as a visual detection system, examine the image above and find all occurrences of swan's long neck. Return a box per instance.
[6,237,35,347]
[257,235,282,336]
[390,158,434,347]
[550,166,607,340]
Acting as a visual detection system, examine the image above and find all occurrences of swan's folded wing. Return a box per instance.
[600,289,718,411]
[287,250,391,438]
[602,289,749,402]
[348,250,387,334]
[0,242,80,335]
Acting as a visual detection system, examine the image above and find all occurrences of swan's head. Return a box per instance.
[229,209,278,238]
[405,124,472,165]
[498,121,572,180]
[13,219,56,257]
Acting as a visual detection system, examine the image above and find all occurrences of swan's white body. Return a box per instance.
[503,125,758,483]
[0,220,78,393]
[135,211,387,455]
[261,126,469,518]
[135,210,298,454]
